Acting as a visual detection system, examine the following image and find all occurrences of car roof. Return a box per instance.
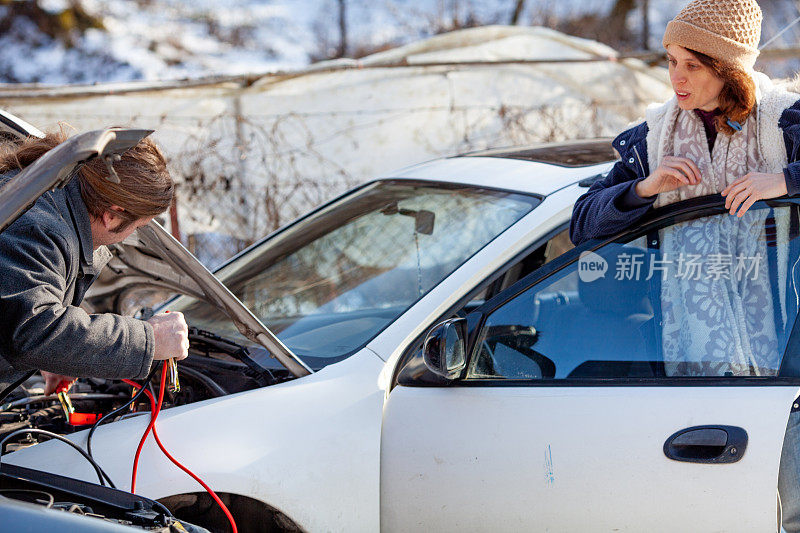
[387,139,618,196]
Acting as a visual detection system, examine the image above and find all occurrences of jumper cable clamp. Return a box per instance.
[166,358,180,394]
[54,381,74,418]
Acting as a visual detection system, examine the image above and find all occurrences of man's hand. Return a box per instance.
[722,172,787,217]
[147,311,189,362]
[635,155,702,198]
[41,371,76,396]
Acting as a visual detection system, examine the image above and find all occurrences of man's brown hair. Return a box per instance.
[688,48,757,136]
[0,130,173,232]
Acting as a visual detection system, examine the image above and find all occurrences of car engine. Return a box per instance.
[0,327,294,455]
[1,461,209,532]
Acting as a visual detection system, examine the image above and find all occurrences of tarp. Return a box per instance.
[0,25,672,251]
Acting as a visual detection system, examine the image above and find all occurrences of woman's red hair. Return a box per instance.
[689,48,757,135]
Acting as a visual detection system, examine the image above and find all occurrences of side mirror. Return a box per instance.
[423,318,467,380]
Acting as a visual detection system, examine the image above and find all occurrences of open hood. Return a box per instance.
[0,113,311,378]
[88,222,313,378]
[0,108,45,141]
[0,128,152,234]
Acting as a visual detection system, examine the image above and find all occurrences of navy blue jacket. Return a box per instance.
[570,100,800,245]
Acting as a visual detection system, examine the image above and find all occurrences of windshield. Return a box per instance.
[172,180,539,368]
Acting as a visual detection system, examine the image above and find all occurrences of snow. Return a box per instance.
[0,1,796,84]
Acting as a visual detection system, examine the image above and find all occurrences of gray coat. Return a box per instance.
[0,176,154,389]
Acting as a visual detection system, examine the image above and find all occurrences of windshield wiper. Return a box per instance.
[188,327,278,386]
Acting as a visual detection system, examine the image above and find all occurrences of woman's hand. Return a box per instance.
[635,155,702,198]
[721,172,787,217]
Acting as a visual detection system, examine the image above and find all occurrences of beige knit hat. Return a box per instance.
[662,0,762,71]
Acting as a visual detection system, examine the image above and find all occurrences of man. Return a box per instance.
[0,131,189,396]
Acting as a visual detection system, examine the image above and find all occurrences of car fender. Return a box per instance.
[5,349,386,532]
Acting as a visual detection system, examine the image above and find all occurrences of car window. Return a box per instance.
[172,181,539,366]
[464,227,574,312]
[469,203,800,380]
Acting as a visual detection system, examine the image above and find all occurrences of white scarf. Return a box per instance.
[640,73,799,376]
[657,107,778,375]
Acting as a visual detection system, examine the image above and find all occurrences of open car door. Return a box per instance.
[382,197,800,531]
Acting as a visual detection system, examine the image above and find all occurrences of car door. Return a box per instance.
[381,197,800,532]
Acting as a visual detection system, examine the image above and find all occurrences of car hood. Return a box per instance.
[0,121,310,378]
[89,222,312,378]
[0,128,151,234]
[0,108,45,142]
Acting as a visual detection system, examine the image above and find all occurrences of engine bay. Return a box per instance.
[1,462,209,531]
[0,328,294,446]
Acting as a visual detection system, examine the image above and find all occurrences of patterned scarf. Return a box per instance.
[654,107,783,376]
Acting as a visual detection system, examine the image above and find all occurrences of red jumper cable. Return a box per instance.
[123,361,238,533]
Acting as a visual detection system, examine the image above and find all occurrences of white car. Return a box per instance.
[6,138,800,532]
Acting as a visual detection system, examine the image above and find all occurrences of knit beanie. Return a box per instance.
[662,0,762,71]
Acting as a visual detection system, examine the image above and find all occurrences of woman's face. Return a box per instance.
[666,44,725,112]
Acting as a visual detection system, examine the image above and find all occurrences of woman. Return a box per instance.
[571,0,800,245]
[568,0,800,527]
[573,0,800,374]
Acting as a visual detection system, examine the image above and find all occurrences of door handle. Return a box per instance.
[663,425,748,464]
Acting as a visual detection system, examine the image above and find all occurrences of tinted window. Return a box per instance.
[470,204,800,380]
[465,228,574,312]
[466,140,616,167]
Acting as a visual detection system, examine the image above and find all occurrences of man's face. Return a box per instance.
[107,215,155,244]
[91,210,155,248]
